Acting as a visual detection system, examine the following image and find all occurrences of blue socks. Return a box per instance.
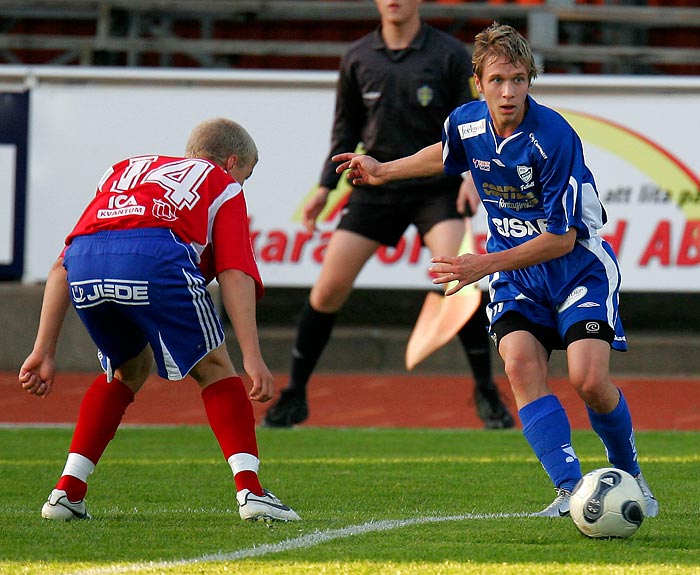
[520,395,582,492]
[520,391,641,493]
[587,389,640,477]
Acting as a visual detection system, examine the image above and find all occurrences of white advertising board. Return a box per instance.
[0,145,16,265]
[7,67,700,291]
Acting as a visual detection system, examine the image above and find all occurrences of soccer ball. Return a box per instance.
[570,468,646,539]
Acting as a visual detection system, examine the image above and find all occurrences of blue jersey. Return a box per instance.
[443,95,606,251]
[442,95,626,351]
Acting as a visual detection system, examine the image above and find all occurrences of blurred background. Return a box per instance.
[1,0,699,378]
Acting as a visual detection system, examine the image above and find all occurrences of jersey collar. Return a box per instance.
[486,94,538,139]
[371,22,428,55]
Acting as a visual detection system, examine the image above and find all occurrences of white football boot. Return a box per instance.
[237,489,301,522]
[635,473,659,517]
[531,487,572,517]
[41,489,90,521]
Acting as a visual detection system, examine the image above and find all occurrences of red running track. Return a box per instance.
[2,372,698,430]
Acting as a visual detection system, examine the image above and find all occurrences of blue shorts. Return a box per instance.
[486,236,627,352]
[64,228,225,381]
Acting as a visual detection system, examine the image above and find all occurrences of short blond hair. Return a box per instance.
[472,22,539,83]
[185,118,258,167]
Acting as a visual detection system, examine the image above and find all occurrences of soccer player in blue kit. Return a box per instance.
[334,22,659,518]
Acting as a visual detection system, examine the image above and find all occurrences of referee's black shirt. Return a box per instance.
[320,23,478,203]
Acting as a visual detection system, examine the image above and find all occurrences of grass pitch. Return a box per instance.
[1,426,699,574]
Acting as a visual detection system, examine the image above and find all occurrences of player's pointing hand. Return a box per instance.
[429,253,489,296]
[332,153,387,187]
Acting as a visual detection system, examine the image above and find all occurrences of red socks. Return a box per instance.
[69,374,135,461]
[233,470,262,494]
[56,474,89,502]
[57,374,135,500]
[57,375,262,500]
[201,377,262,495]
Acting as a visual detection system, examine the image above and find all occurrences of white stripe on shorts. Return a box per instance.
[183,269,222,351]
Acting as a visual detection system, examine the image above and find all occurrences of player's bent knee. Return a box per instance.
[309,287,348,313]
[190,345,236,387]
[114,349,153,392]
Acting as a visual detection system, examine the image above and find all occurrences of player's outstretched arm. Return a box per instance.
[217,268,274,402]
[333,142,444,186]
[19,258,71,397]
[430,229,578,295]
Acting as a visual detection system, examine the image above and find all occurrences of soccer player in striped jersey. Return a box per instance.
[334,23,658,518]
[19,118,300,523]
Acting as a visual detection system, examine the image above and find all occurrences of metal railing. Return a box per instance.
[1,0,698,72]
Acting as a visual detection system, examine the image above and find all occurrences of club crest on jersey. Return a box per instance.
[153,198,178,222]
[417,85,433,107]
[517,165,533,184]
[458,119,486,140]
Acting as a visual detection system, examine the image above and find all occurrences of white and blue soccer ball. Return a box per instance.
[570,467,646,539]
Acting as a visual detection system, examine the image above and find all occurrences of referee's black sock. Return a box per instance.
[456,310,494,391]
[286,298,337,394]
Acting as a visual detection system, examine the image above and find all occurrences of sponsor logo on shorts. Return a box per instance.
[558,286,588,312]
[458,120,486,139]
[585,321,601,334]
[70,279,150,308]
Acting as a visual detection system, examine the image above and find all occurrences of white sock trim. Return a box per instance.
[61,453,96,482]
[227,453,260,475]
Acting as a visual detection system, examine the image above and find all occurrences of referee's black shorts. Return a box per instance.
[337,191,462,247]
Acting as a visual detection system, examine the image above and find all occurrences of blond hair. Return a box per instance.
[472,22,539,83]
[185,118,258,167]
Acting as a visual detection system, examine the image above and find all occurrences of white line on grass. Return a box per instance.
[68,512,530,575]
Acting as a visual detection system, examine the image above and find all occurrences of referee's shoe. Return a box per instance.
[264,389,308,428]
[474,383,515,429]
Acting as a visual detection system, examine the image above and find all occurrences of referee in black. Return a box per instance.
[264,0,514,430]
